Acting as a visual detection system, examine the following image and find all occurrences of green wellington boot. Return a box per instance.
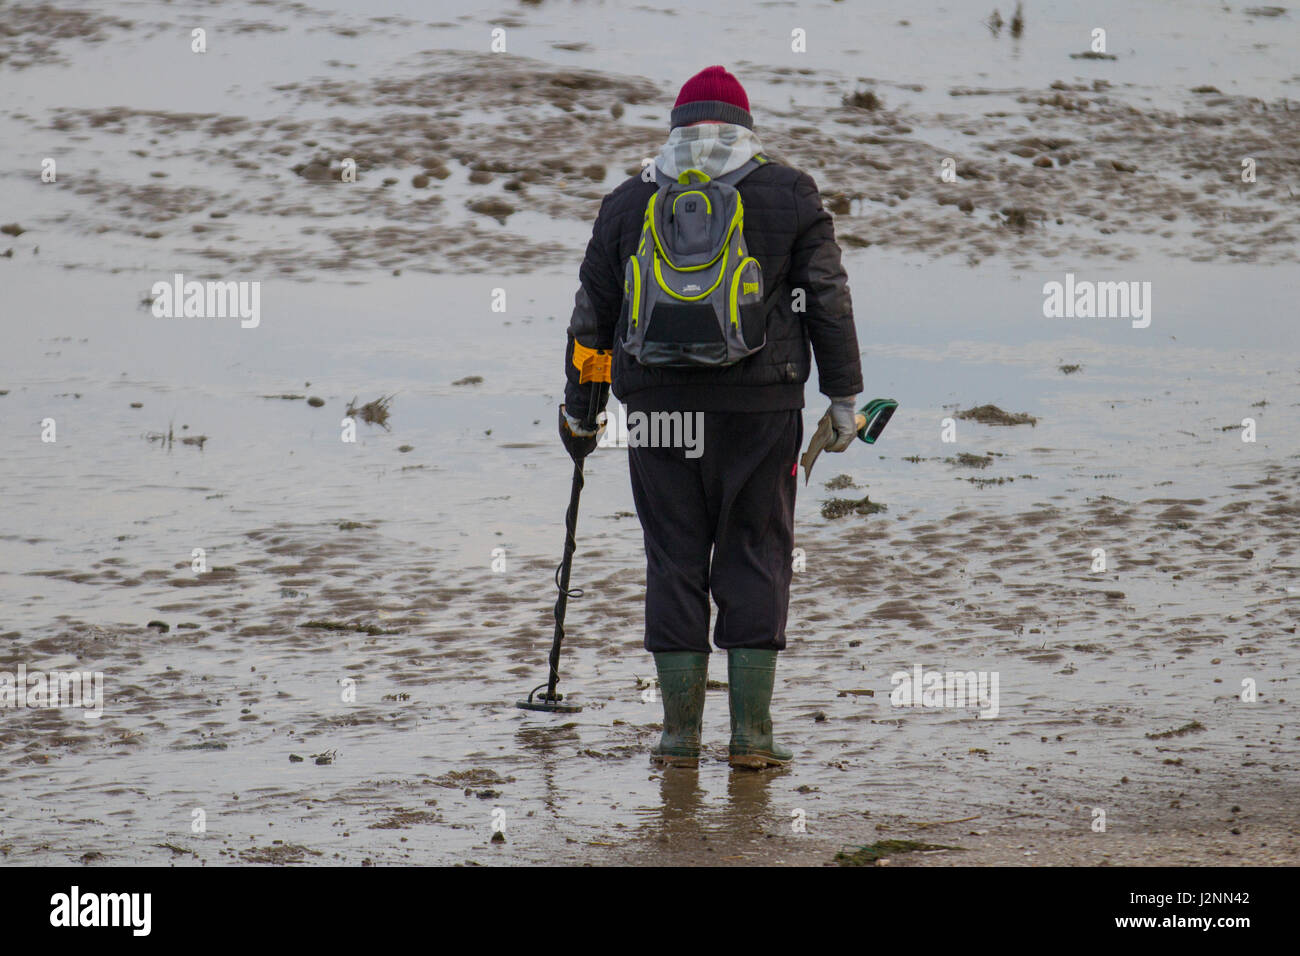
[727,648,793,769]
[650,652,709,768]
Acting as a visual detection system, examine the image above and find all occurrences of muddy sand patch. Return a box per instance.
[22,44,1300,277]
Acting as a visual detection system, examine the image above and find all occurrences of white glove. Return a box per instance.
[563,409,599,437]
[826,395,859,452]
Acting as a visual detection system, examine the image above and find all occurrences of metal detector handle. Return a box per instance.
[573,342,612,434]
[579,376,609,434]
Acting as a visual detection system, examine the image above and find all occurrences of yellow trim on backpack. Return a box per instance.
[572,340,612,384]
[677,168,711,184]
[655,247,727,302]
[728,256,760,328]
[628,255,642,329]
[648,192,743,272]
[672,190,712,216]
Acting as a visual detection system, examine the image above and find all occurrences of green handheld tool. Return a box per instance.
[800,398,898,484]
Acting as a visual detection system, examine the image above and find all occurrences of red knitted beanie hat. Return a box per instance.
[670,65,753,130]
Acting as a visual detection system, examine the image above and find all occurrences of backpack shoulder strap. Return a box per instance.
[715,153,772,186]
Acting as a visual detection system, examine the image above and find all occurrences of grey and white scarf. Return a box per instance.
[653,123,764,183]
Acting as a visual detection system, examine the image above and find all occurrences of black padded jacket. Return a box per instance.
[563,160,862,417]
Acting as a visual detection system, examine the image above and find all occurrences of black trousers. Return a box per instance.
[628,409,802,654]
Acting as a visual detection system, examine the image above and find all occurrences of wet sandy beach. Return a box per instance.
[1,0,1297,866]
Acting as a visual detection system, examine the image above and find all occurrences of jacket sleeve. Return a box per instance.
[788,171,864,398]
[563,194,621,418]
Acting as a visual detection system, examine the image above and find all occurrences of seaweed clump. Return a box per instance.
[955,404,1037,426]
[834,839,962,866]
[822,495,887,519]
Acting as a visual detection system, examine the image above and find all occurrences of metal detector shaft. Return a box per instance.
[545,455,586,701]
[540,380,607,704]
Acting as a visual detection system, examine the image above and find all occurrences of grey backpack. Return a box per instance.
[620,157,768,367]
